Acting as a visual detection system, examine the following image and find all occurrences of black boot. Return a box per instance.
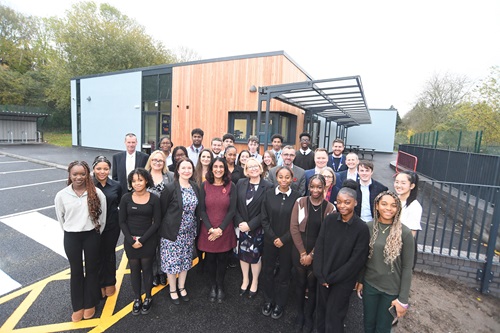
[209,285,216,303]
[216,285,225,303]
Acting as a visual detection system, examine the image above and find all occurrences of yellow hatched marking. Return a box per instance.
[0,245,198,332]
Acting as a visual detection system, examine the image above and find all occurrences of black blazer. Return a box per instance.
[234,178,273,231]
[112,151,149,194]
[159,180,201,241]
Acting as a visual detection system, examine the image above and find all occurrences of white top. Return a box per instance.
[55,185,107,233]
[346,171,358,181]
[360,181,372,222]
[400,199,423,231]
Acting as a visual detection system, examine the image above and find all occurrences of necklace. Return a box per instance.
[381,223,392,234]
[311,203,321,212]
[73,186,85,197]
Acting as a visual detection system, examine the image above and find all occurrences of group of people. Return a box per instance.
[54,130,422,333]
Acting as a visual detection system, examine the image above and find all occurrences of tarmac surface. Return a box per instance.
[0,143,397,333]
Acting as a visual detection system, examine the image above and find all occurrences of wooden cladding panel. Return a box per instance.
[171,54,309,147]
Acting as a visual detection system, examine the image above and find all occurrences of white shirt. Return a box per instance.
[126,152,136,180]
[54,185,107,233]
[346,170,358,181]
[360,180,372,222]
[275,186,292,197]
[299,148,312,155]
[400,200,423,231]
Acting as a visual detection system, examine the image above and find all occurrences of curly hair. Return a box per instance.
[369,191,403,271]
[67,161,102,232]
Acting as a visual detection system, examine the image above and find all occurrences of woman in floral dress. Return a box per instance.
[159,158,201,304]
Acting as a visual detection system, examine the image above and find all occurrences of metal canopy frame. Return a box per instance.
[257,76,370,150]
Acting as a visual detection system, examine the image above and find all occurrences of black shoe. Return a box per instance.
[169,290,180,305]
[178,288,190,302]
[141,298,153,315]
[159,274,167,286]
[261,302,273,316]
[152,275,160,287]
[209,286,217,303]
[271,305,284,319]
[216,287,225,303]
[132,299,142,316]
[248,289,258,299]
[239,287,248,297]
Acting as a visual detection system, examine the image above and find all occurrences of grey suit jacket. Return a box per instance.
[268,164,306,196]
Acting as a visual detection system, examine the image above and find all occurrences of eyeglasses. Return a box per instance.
[247,165,260,170]
[323,175,333,179]
[152,159,164,164]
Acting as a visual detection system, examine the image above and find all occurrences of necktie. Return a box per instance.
[195,148,199,153]
[303,151,306,156]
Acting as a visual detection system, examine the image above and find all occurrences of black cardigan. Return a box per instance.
[159,180,201,241]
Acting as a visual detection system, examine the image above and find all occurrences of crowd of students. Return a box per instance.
[54,129,422,332]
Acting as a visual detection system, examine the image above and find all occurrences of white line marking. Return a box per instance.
[0,161,27,164]
[0,167,56,175]
[0,179,66,191]
[0,269,22,296]
[1,212,66,259]
[0,205,55,219]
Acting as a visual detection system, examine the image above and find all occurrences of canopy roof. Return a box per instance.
[259,76,370,127]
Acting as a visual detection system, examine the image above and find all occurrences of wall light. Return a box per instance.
[87,96,91,102]
[249,85,257,93]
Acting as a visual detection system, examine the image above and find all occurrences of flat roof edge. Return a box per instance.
[71,50,309,80]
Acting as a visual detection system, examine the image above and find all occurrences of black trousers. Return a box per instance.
[99,225,120,288]
[292,250,317,324]
[205,251,230,288]
[262,241,293,307]
[316,282,354,333]
[64,230,101,311]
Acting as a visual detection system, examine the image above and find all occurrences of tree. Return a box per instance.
[43,1,177,121]
[402,72,471,133]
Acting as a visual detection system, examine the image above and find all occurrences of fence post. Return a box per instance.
[480,189,500,294]
[435,131,439,149]
[457,130,462,151]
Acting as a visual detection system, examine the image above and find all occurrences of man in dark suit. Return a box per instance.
[268,145,306,195]
[354,160,388,222]
[327,138,348,172]
[112,133,149,194]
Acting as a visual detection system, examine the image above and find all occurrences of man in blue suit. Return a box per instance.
[112,133,149,194]
[327,139,348,172]
[335,152,360,188]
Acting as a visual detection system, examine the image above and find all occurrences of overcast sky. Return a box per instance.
[5,0,499,116]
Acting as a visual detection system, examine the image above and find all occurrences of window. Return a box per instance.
[228,112,297,144]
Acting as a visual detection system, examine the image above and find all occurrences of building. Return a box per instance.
[71,51,384,153]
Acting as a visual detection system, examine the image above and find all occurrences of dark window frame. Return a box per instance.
[228,111,297,145]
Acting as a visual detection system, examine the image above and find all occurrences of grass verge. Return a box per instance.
[44,132,72,147]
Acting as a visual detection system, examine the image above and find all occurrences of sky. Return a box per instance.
[4,0,500,116]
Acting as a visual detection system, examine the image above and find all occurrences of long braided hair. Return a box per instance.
[67,161,102,232]
[369,191,403,271]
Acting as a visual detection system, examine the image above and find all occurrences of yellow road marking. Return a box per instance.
[0,245,198,332]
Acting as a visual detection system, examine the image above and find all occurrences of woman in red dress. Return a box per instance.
[198,157,237,302]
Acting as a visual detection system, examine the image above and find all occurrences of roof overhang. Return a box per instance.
[0,111,50,121]
[259,76,370,127]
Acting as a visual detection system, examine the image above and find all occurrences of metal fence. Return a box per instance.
[410,130,483,153]
[399,145,500,188]
[416,179,500,293]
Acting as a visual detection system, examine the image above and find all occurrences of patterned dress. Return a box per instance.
[160,186,198,274]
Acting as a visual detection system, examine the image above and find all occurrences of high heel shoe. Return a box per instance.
[71,309,84,322]
[178,287,190,302]
[169,290,180,305]
[83,307,95,319]
[239,287,248,297]
[248,289,258,299]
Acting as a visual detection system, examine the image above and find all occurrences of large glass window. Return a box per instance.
[142,71,172,153]
[228,112,297,144]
